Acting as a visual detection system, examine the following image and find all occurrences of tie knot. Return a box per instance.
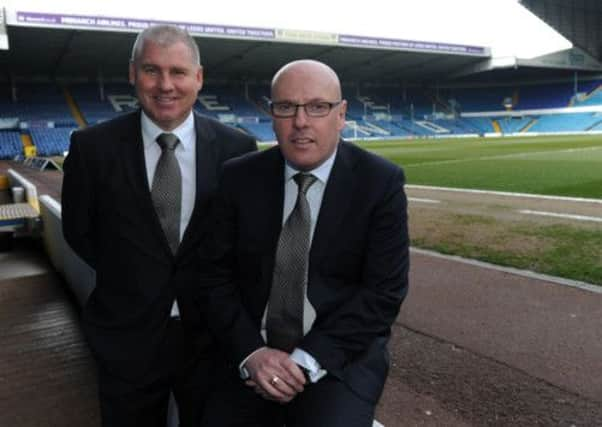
[156,133,180,151]
[293,173,317,195]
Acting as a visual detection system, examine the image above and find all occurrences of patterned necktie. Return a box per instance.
[266,173,317,352]
[151,133,181,255]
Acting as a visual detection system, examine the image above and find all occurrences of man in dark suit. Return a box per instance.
[61,25,256,427]
[198,59,409,427]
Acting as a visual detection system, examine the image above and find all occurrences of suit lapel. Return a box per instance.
[310,142,356,257]
[119,111,173,258]
[262,148,286,253]
[119,112,148,197]
[178,114,217,255]
[259,148,286,301]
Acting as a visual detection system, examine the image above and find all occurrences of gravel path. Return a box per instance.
[376,187,602,426]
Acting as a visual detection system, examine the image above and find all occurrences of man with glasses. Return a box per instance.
[198,59,409,426]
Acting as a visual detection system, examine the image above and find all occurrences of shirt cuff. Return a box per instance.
[239,347,267,380]
[290,348,327,383]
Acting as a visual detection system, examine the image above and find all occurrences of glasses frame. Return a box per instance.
[269,100,343,118]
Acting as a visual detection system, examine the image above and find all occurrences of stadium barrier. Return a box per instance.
[38,194,180,426]
[38,195,95,305]
[7,169,39,213]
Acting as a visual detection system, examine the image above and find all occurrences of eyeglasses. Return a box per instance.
[269,100,342,118]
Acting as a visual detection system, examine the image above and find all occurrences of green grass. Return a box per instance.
[519,224,602,284]
[360,134,602,199]
[414,221,602,285]
[358,133,602,285]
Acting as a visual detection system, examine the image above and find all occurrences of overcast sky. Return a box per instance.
[7,0,572,59]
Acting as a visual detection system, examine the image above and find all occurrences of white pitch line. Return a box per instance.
[519,209,602,223]
[411,248,602,294]
[406,184,602,204]
[403,145,602,168]
[408,197,441,204]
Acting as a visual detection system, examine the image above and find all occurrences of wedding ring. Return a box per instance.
[270,376,280,386]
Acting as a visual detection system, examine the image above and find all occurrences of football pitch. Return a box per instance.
[360,134,602,199]
[359,134,601,285]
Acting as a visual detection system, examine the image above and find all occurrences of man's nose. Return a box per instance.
[292,105,309,127]
[158,73,175,91]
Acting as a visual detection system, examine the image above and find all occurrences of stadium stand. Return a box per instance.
[29,127,75,156]
[236,122,275,141]
[527,113,602,133]
[439,80,602,113]
[515,82,576,109]
[1,78,602,147]
[573,85,602,106]
[196,84,272,118]
[69,83,137,125]
[342,122,373,139]
[0,131,23,159]
[0,83,77,126]
[372,120,413,137]
[441,86,514,112]
[589,120,602,131]
[497,117,533,133]
[462,117,494,133]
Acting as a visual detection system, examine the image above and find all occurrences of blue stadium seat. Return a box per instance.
[0,83,76,126]
[29,127,76,156]
[69,83,137,124]
[237,122,275,141]
[527,113,601,132]
[3,80,602,140]
[496,117,532,133]
[0,131,23,159]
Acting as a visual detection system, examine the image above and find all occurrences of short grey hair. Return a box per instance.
[130,24,201,66]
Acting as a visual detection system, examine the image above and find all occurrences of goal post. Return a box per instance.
[344,120,358,140]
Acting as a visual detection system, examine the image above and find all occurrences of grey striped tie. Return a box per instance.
[151,133,181,255]
[266,173,317,352]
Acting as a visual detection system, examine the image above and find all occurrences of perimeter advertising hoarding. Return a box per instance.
[14,11,275,40]
[338,34,486,56]
[11,10,489,57]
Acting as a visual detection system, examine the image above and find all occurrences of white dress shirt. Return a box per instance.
[141,111,197,317]
[242,147,339,383]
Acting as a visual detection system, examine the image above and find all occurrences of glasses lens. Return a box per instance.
[271,101,340,117]
[272,103,294,117]
[306,102,331,117]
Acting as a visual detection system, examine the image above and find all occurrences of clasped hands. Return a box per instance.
[244,347,307,403]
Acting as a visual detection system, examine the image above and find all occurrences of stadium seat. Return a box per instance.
[0,131,23,159]
[29,128,76,157]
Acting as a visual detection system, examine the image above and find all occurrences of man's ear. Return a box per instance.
[337,100,348,131]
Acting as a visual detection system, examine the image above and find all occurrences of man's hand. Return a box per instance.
[244,347,306,403]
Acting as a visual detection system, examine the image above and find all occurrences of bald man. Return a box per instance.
[197,60,409,426]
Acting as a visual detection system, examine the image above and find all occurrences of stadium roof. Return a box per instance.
[0,25,491,83]
[521,0,602,63]
[0,1,600,85]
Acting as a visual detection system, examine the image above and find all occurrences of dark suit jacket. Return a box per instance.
[61,110,256,381]
[198,140,409,403]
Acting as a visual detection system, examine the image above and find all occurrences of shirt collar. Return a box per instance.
[284,145,338,185]
[141,110,195,151]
